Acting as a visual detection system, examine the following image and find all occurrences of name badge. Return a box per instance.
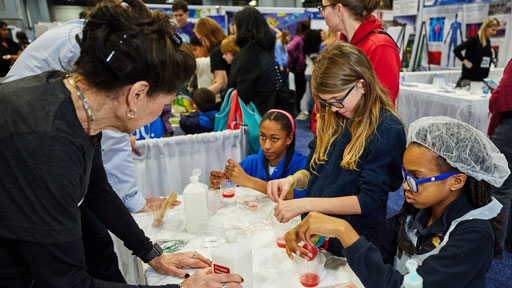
[481,57,490,68]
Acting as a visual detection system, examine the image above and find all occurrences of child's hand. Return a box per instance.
[209,170,226,189]
[267,177,294,202]
[224,159,248,186]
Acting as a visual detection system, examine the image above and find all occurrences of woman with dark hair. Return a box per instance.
[193,17,228,95]
[0,1,242,287]
[228,6,276,115]
[287,20,310,113]
[285,116,508,287]
[0,20,21,77]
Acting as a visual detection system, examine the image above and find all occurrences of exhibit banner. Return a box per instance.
[418,0,510,68]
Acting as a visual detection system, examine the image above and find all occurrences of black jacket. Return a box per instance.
[453,35,493,81]
[228,42,276,115]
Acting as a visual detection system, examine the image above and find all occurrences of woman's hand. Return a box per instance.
[148,251,211,278]
[130,136,142,156]
[284,212,360,260]
[137,197,181,213]
[224,159,248,186]
[274,199,308,223]
[267,176,294,202]
[210,170,227,189]
[181,268,243,288]
[463,59,473,68]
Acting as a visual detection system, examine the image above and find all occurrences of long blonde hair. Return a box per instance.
[311,42,403,171]
[478,18,499,47]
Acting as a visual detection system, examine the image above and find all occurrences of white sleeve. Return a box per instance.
[101,130,146,213]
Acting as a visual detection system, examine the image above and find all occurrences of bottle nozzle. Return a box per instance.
[402,259,423,288]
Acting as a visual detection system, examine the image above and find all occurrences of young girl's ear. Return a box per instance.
[286,132,294,145]
[449,173,467,191]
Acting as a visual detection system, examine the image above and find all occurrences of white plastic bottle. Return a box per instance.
[401,259,423,288]
[182,169,209,234]
[212,242,253,288]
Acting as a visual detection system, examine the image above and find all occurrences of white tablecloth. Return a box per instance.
[397,83,490,133]
[400,68,504,85]
[130,188,363,288]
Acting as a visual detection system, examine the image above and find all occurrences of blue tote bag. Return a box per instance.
[214,88,261,154]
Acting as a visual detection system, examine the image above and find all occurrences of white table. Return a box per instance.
[400,68,504,85]
[130,188,363,288]
[397,82,490,134]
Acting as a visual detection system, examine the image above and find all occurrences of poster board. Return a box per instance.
[416,0,510,69]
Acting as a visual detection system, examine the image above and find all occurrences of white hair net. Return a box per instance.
[407,116,510,187]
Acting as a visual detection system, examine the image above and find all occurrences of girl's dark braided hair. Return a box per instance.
[261,111,296,181]
[397,143,503,258]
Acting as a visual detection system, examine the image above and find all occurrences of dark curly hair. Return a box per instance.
[73,0,195,98]
[397,143,503,259]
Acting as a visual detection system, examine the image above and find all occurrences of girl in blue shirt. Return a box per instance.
[210,109,307,198]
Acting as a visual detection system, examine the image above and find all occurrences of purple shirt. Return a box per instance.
[175,22,195,43]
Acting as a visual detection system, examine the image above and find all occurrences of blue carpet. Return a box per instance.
[294,118,512,287]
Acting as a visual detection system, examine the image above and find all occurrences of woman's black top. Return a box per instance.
[453,34,493,81]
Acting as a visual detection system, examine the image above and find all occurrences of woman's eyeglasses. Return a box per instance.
[317,84,356,109]
[401,165,461,193]
[317,4,337,13]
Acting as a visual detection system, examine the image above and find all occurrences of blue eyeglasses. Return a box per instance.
[401,165,461,193]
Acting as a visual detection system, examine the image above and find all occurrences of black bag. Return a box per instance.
[274,64,297,118]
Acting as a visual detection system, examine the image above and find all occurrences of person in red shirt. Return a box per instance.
[487,59,512,253]
[311,0,400,134]
[320,0,400,103]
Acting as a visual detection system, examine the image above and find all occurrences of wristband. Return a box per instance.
[140,243,163,263]
[294,171,309,191]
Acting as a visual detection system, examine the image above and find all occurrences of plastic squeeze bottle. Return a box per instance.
[182,169,209,233]
[212,242,253,288]
[400,259,423,288]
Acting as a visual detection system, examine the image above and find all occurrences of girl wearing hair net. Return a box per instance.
[284,116,509,288]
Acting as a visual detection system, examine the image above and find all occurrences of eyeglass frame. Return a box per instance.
[401,165,462,193]
[317,3,337,13]
[317,84,356,109]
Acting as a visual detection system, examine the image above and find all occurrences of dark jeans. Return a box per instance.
[491,113,512,250]
[293,71,306,113]
[81,205,126,283]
